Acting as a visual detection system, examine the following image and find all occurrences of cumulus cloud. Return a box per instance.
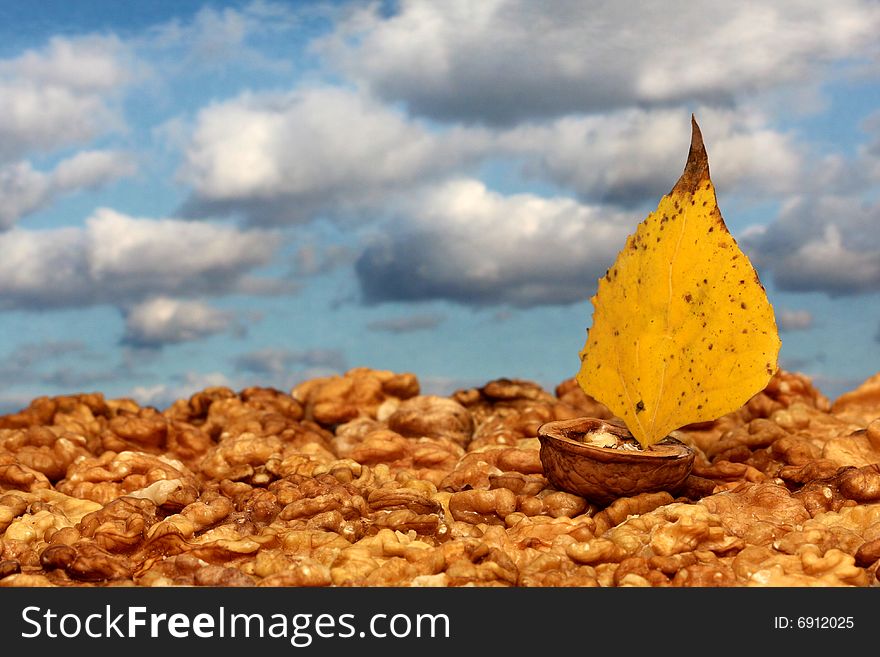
[178,85,490,224]
[355,178,632,307]
[318,0,880,125]
[500,107,803,205]
[0,150,136,228]
[177,84,804,228]
[0,35,131,161]
[121,297,243,348]
[366,313,446,333]
[0,208,285,310]
[739,110,880,298]
[777,309,814,332]
[743,197,880,295]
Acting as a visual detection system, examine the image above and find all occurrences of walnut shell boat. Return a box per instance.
[538,417,695,505]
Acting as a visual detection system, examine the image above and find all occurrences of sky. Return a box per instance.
[0,0,879,412]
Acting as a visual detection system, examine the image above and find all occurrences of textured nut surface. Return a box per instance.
[386,395,474,447]
[2,367,880,587]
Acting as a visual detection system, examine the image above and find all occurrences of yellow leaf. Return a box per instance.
[576,116,781,449]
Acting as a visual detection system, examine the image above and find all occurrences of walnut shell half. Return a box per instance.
[537,417,695,505]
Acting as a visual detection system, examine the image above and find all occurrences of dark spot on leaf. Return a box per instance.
[635,400,645,413]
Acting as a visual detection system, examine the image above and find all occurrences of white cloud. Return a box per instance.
[739,110,880,297]
[52,150,136,190]
[121,297,242,348]
[0,150,136,228]
[1,35,130,91]
[743,197,880,295]
[179,86,490,223]
[318,0,880,124]
[777,309,814,332]
[0,208,285,310]
[355,178,632,307]
[500,107,803,205]
[177,86,804,230]
[0,35,131,161]
[85,208,282,296]
[0,226,88,308]
[774,224,880,294]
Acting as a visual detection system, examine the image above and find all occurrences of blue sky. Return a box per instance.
[1,0,879,412]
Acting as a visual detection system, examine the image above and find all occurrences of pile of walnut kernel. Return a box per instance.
[2,366,880,587]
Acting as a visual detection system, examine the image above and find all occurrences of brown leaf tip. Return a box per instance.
[672,114,711,195]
